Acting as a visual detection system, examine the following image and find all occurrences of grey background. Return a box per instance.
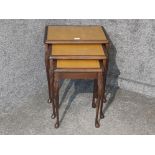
[0,19,155,113]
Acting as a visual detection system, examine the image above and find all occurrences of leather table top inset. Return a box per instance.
[46,26,108,43]
[52,44,105,56]
[56,60,100,68]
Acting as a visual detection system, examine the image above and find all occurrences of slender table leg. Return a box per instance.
[95,72,103,128]
[45,45,56,119]
[92,79,97,108]
[45,44,52,103]
[100,58,109,119]
[50,71,56,119]
[54,76,59,128]
[100,72,105,119]
[49,59,56,119]
[95,97,101,128]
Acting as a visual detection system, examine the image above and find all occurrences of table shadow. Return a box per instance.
[59,80,93,124]
[101,29,120,115]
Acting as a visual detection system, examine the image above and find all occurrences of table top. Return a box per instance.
[45,25,108,44]
[52,44,105,56]
[57,60,100,69]
[50,44,107,60]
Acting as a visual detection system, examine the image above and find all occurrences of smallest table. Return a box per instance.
[44,26,109,128]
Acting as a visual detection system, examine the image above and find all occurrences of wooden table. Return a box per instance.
[44,25,109,128]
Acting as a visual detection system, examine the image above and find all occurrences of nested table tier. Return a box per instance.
[57,60,100,68]
[52,44,105,56]
[46,26,107,43]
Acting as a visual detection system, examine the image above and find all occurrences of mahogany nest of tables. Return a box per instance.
[44,25,109,128]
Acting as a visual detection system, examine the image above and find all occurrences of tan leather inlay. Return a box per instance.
[52,44,105,56]
[47,26,107,41]
[57,60,100,68]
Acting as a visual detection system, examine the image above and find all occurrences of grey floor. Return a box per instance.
[0,80,155,135]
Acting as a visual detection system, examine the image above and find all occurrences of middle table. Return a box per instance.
[48,44,107,128]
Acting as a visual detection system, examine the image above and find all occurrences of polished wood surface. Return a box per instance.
[54,68,102,73]
[45,26,108,44]
[54,72,98,79]
[50,55,106,60]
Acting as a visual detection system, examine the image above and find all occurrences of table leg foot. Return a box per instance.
[100,112,104,119]
[51,113,56,119]
[48,99,52,103]
[95,120,100,128]
[55,122,59,128]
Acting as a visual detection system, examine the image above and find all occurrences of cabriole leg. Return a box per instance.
[54,77,59,128]
[92,79,97,108]
[95,73,103,128]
